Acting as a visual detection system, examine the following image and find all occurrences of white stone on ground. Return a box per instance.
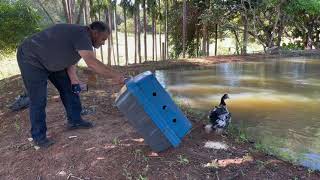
[204,141,229,150]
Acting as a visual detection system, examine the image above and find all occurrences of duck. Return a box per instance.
[205,94,232,134]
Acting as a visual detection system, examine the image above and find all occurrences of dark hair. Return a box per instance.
[89,21,110,34]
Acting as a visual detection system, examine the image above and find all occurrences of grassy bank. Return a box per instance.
[177,101,312,172]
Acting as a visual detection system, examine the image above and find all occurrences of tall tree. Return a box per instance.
[285,0,320,49]
[182,0,187,58]
[165,0,168,59]
[143,0,147,61]
[147,0,157,61]
[136,1,142,63]
[114,1,119,65]
[120,0,130,65]
[158,0,162,60]
[76,0,86,24]
[36,0,55,24]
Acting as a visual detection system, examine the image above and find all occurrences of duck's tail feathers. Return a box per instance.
[204,124,213,134]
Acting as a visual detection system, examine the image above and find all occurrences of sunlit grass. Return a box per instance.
[0,59,20,80]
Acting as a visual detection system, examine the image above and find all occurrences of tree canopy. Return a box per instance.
[0,0,41,55]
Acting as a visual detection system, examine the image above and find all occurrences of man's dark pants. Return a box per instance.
[17,47,82,142]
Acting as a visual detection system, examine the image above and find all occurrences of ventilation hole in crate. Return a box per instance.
[162,105,167,110]
[172,118,177,123]
[152,92,157,96]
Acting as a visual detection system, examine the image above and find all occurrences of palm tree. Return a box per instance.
[158,0,162,60]
[165,0,168,59]
[182,0,186,58]
[136,1,142,63]
[143,0,147,62]
[114,0,120,65]
[147,0,157,61]
[120,0,130,65]
[134,7,137,63]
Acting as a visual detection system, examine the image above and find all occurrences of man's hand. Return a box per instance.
[71,84,81,94]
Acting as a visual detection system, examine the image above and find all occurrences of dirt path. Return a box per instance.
[1,56,320,179]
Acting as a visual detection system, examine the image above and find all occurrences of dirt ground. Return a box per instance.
[1,54,320,180]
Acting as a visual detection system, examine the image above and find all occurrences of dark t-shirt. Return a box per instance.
[20,24,93,71]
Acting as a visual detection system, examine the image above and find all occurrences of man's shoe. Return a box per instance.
[9,93,30,111]
[67,119,94,130]
[34,138,55,148]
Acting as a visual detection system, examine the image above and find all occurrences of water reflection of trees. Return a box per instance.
[157,58,320,98]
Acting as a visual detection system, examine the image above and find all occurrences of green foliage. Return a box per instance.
[282,42,304,50]
[284,0,320,47]
[227,124,250,143]
[177,155,189,165]
[0,0,41,55]
[112,137,120,145]
[118,18,135,33]
[168,1,200,58]
[286,0,320,15]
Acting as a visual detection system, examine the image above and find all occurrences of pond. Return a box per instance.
[155,57,320,170]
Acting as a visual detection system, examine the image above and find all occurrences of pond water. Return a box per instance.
[155,57,320,170]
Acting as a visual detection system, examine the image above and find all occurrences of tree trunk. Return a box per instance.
[202,25,207,56]
[76,0,85,24]
[242,15,248,55]
[306,23,313,49]
[196,26,199,57]
[207,25,210,57]
[158,0,162,61]
[143,0,147,62]
[84,0,90,24]
[110,8,116,65]
[106,9,111,65]
[134,13,137,64]
[154,17,157,61]
[115,5,119,66]
[89,0,96,21]
[68,0,75,24]
[36,0,55,24]
[182,0,186,58]
[214,24,218,55]
[137,6,142,63]
[232,29,240,55]
[267,2,282,49]
[315,29,320,49]
[99,10,103,63]
[165,0,168,59]
[277,15,285,47]
[124,7,128,65]
[152,15,155,61]
[62,0,70,23]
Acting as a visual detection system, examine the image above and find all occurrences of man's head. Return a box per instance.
[88,21,110,48]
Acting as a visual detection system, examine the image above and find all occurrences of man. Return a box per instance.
[17,21,124,148]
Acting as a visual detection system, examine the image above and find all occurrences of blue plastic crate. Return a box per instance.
[115,71,192,152]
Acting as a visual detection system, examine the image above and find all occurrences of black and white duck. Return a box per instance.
[205,94,232,134]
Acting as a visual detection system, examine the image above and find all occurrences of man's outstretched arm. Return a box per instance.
[78,50,124,84]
